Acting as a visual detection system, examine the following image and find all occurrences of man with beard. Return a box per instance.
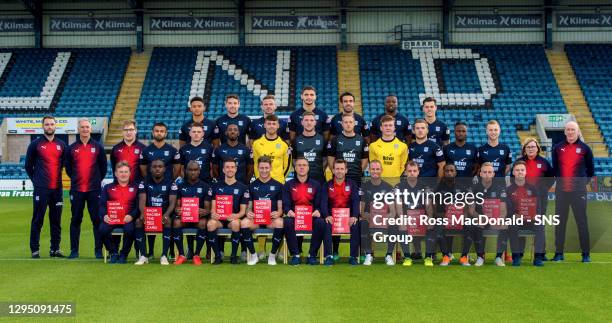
[214,94,251,145]
[369,94,411,143]
[288,86,330,142]
[248,95,289,145]
[443,122,478,178]
[213,124,253,185]
[329,92,369,141]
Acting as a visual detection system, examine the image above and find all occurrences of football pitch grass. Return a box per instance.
[1,197,611,322]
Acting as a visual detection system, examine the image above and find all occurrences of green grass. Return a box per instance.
[1,198,611,322]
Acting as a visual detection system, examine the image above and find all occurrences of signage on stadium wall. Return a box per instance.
[251,16,339,30]
[6,117,106,134]
[539,114,573,129]
[556,14,612,28]
[49,17,136,32]
[0,17,35,32]
[454,14,543,28]
[149,17,236,31]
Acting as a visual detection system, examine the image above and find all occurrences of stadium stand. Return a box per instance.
[135,46,337,139]
[359,44,566,154]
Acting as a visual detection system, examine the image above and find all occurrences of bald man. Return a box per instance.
[551,121,594,263]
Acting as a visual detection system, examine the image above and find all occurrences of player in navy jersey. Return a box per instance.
[178,96,216,146]
[324,159,360,265]
[140,122,180,181]
[214,94,251,145]
[244,156,285,265]
[65,118,107,259]
[25,116,68,258]
[292,111,327,185]
[421,97,450,146]
[207,159,250,264]
[506,161,546,267]
[394,162,434,266]
[134,159,178,265]
[326,113,369,185]
[282,157,329,266]
[369,94,412,143]
[98,162,139,264]
[551,121,594,263]
[443,122,478,178]
[358,160,395,265]
[477,120,512,177]
[179,122,214,183]
[172,161,211,266]
[467,162,507,266]
[212,124,253,184]
[329,92,370,141]
[409,119,445,179]
[248,94,289,146]
[288,85,330,142]
[110,120,146,184]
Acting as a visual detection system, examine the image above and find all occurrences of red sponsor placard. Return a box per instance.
[406,208,426,236]
[216,195,233,220]
[482,198,501,219]
[369,204,389,229]
[518,197,537,221]
[181,197,199,223]
[254,200,272,225]
[107,201,125,225]
[145,207,162,232]
[332,208,350,234]
[295,205,313,231]
[445,204,464,230]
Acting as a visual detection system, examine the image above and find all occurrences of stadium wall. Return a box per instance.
[347,9,442,44]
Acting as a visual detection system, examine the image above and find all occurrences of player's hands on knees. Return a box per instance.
[103,215,110,224]
[271,211,280,219]
[247,211,255,219]
[312,210,321,218]
[162,216,170,225]
[349,217,357,226]
[124,215,134,223]
[286,210,295,218]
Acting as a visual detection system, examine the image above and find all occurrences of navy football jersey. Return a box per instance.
[292,133,327,184]
[140,143,180,181]
[326,133,368,183]
[178,117,216,144]
[178,141,214,182]
[477,143,513,177]
[329,112,370,138]
[408,140,445,177]
[443,142,478,178]
[249,178,284,212]
[249,115,289,141]
[426,119,450,146]
[214,114,251,144]
[210,181,250,214]
[138,177,178,213]
[176,179,211,208]
[212,142,253,184]
[370,113,412,141]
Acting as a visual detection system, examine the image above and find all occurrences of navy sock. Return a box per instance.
[231,231,241,257]
[271,228,283,254]
[219,236,226,254]
[186,235,195,254]
[241,228,256,254]
[173,228,184,256]
[147,234,155,256]
[161,227,172,257]
[134,228,146,257]
[195,228,206,256]
[208,230,220,258]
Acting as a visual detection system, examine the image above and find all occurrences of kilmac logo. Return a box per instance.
[189,50,295,110]
[413,48,500,108]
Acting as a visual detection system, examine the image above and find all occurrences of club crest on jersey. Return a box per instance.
[204,126,208,131]
[164,151,169,156]
[238,150,243,155]
[134,149,140,154]
[466,150,471,155]
[238,121,244,126]
[234,189,239,194]
[276,144,281,149]
[491,192,497,198]
[576,148,582,153]
[56,145,61,150]
[316,140,320,145]
[129,187,134,192]
[356,141,361,146]
[197,187,202,193]
[396,121,402,125]
[500,150,504,155]
[314,115,319,120]
[424,147,429,152]
[307,187,312,193]
[91,147,96,153]
[435,126,440,131]
[345,186,350,192]
[537,163,542,168]
[162,186,167,191]
[201,149,207,154]
[270,186,275,191]
[394,144,399,149]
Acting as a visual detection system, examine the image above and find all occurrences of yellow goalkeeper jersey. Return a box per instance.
[252,135,291,183]
[368,136,408,178]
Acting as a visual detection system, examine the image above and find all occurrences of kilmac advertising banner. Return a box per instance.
[149,17,236,31]
[556,14,612,28]
[0,17,35,32]
[454,14,543,28]
[251,15,339,30]
[49,17,136,32]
